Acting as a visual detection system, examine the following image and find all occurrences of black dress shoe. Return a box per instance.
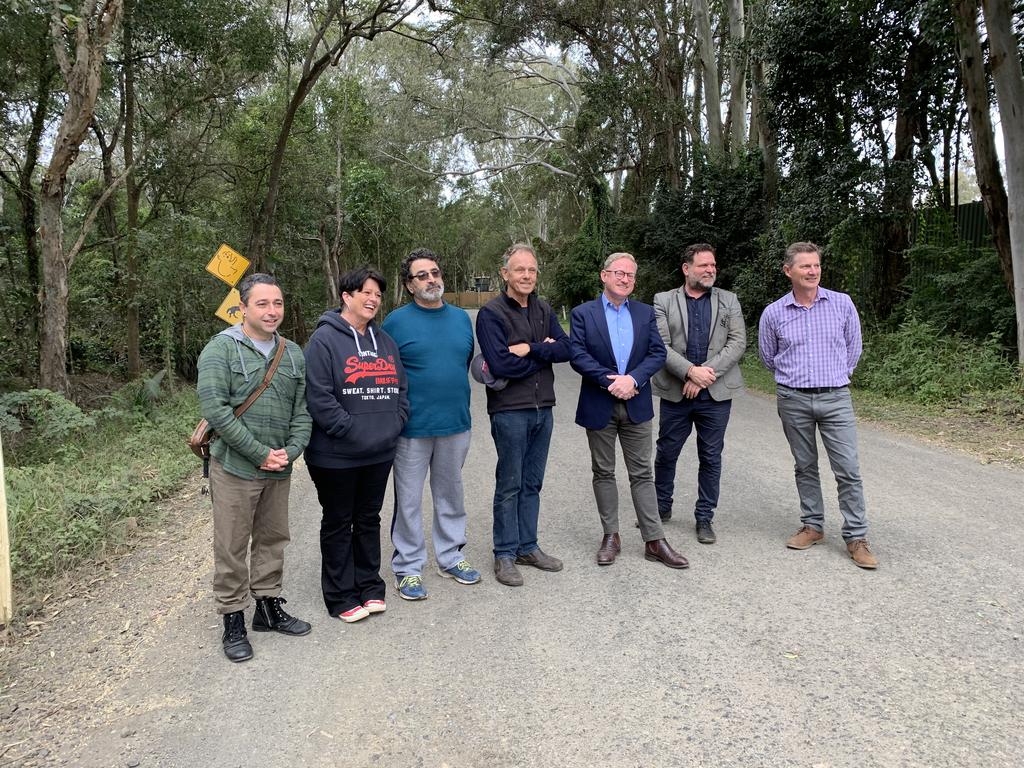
[252,597,312,636]
[643,539,690,569]
[222,611,253,662]
[696,520,717,544]
[596,532,621,566]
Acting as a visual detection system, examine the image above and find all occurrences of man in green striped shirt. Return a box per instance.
[197,273,312,662]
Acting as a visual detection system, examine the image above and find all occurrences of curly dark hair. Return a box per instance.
[399,248,442,285]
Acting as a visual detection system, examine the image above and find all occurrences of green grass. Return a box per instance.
[5,387,201,603]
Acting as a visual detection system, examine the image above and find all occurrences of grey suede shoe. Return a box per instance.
[515,548,564,572]
[493,557,524,586]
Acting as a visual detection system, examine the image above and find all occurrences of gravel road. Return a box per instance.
[2,346,1021,768]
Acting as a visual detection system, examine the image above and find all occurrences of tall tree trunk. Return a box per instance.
[17,56,56,377]
[980,0,1024,365]
[691,0,723,153]
[39,0,125,394]
[123,0,142,377]
[878,35,927,319]
[952,0,1014,292]
[748,0,777,208]
[726,0,746,157]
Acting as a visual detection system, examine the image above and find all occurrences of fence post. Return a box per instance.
[0,436,11,627]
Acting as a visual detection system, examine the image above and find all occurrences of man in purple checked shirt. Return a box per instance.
[758,242,878,570]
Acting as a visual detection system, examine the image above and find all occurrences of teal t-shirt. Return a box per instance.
[381,301,473,437]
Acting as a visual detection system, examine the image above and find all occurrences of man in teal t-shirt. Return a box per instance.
[381,249,480,600]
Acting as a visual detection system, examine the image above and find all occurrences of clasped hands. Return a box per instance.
[683,365,716,399]
[260,447,289,472]
[606,374,639,400]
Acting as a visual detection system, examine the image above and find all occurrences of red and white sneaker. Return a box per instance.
[363,599,386,615]
[338,605,370,623]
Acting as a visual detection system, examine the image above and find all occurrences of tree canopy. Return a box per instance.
[1,0,1022,391]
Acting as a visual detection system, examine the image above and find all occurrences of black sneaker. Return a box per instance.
[222,611,253,663]
[696,520,717,544]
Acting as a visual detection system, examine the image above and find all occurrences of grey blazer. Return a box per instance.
[651,286,746,403]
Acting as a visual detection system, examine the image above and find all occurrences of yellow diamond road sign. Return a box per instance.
[206,244,250,287]
[215,288,243,325]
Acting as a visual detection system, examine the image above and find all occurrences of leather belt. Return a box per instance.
[789,386,846,394]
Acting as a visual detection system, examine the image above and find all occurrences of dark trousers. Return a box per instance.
[307,460,392,616]
[489,407,554,559]
[654,396,732,522]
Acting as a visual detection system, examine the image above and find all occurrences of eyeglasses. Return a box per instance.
[412,269,442,281]
[508,266,538,276]
[604,269,636,281]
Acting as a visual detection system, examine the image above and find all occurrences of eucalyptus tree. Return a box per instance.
[245,0,429,272]
[0,4,57,375]
[38,0,124,395]
[976,0,1024,364]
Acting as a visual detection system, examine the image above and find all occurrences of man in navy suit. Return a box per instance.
[570,253,690,569]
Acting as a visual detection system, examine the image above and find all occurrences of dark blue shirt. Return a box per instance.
[685,291,712,400]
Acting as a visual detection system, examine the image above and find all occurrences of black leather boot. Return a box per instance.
[222,611,253,663]
[252,596,312,636]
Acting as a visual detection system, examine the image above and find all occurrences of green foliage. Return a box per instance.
[644,151,768,301]
[0,389,96,464]
[855,316,1018,404]
[898,245,1016,347]
[4,387,199,595]
[550,181,611,308]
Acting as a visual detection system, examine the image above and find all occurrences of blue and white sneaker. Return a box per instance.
[396,574,427,600]
[438,560,482,585]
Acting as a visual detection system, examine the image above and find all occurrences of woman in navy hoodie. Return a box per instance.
[304,267,409,623]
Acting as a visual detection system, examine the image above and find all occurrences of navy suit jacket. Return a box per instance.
[570,296,667,430]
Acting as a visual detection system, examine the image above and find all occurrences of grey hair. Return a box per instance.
[602,252,637,270]
[238,273,279,305]
[502,242,536,267]
[784,242,821,267]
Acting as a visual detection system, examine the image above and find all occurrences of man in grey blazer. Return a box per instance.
[652,243,746,544]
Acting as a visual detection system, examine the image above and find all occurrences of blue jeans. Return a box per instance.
[489,407,553,560]
[654,396,732,522]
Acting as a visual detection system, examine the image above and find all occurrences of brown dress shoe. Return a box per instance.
[643,539,689,569]
[596,533,621,566]
[847,539,879,569]
[786,526,824,550]
[515,548,563,572]
[493,557,524,586]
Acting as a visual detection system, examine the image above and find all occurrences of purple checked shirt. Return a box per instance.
[758,287,862,388]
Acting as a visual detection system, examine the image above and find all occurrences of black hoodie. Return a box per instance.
[303,309,409,469]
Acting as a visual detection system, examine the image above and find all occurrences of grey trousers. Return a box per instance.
[209,458,291,614]
[585,402,665,542]
[390,431,472,576]
[776,385,869,540]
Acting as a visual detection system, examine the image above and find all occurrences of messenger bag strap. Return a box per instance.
[232,334,288,419]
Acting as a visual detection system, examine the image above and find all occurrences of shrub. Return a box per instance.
[0,389,96,464]
[855,316,1018,404]
[4,386,199,599]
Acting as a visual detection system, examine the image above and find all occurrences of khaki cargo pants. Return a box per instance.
[209,459,291,614]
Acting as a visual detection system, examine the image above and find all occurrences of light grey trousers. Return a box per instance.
[776,385,869,540]
[585,402,665,542]
[390,431,472,576]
